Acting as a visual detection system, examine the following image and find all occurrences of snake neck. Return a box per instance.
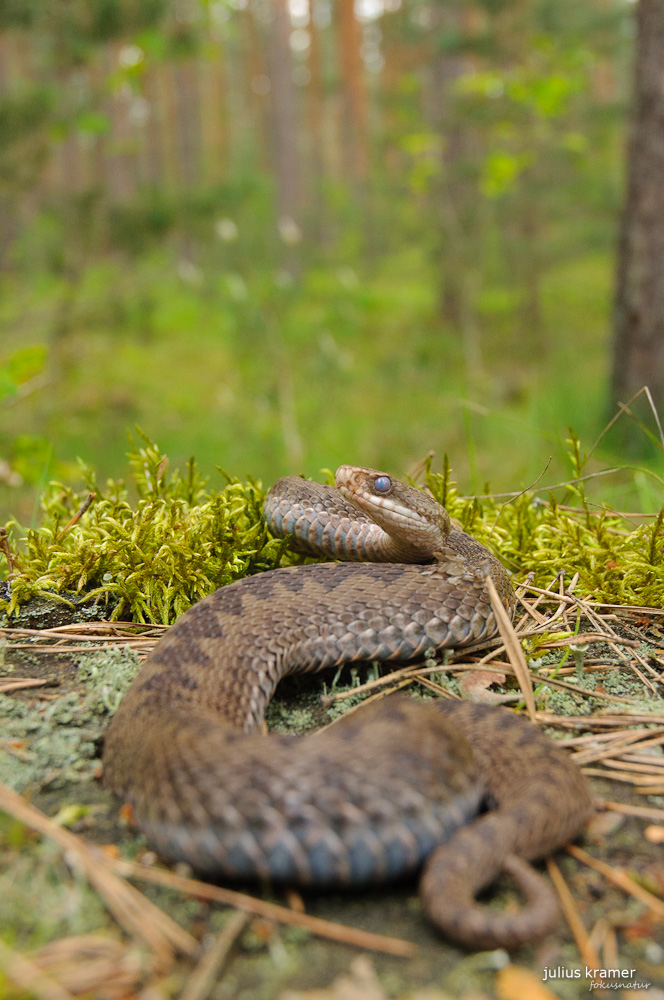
[264,477,450,563]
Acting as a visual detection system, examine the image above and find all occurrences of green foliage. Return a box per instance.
[0,0,169,43]
[0,347,46,402]
[0,88,53,145]
[455,37,597,206]
[424,445,664,609]
[1,433,297,623]
[0,0,646,521]
[3,433,664,624]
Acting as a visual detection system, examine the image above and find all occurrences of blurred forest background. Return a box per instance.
[0,0,658,524]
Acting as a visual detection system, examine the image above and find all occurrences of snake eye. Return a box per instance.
[373,475,392,494]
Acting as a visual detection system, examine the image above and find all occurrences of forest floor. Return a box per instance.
[1,590,664,1000]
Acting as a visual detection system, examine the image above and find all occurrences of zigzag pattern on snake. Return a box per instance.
[103,465,593,949]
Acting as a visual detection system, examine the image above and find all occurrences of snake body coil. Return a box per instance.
[103,465,592,949]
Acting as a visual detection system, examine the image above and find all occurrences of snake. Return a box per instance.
[103,465,593,950]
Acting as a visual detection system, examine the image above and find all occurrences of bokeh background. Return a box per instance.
[0,0,656,523]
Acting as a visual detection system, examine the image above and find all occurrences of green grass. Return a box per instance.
[1,231,661,532]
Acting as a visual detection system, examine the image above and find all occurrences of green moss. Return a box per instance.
[1,431,298,624]
[424,441,664,608]
[3,430,664,628]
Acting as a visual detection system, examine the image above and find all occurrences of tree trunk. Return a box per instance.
[266,0,302,229]
[611,0,664,426]
[172,58,202,191]
[104,44,138,203]
[427,4,482,371]
[141,63,165,190]
[0,31,16,269]
[336,0,369,180]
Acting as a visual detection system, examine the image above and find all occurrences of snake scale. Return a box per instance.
[103,465,593,950]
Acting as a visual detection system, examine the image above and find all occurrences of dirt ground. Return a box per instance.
[1,613,664,1000]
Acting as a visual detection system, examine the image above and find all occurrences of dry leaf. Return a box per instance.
[458,670,509,704]
[119,802,135,824]
[644,825,664,844]
[496,965,558,1000]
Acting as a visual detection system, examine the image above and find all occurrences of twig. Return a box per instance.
[601,800,664,823]
[318,677,420,727]
[534,675,638,705]
[485,575,536,719]
[0,939,75,1000]
[321,663,440,705]
[571,728,664,765]
[0,526,21,574]
[536,711,664,728]
[0,623,166,641]
[546,857,603,985]
[487,456,551,540]
[457,467,625,501]
[601,759,664,776]
[1,643,156,657]
[515,591,549,625]
[55,493,96,541]
[111,858,416,958]
[179,911,249,1000]
[533,632,639,650]
[567,843,664,919]
[584,386,664,470]
[0,678,56,694]
[0,783,198,968]
[581,767,664,786]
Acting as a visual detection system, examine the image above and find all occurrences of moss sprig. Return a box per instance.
[425,449,664,608]
[3,434,664,622]
[1,434,296,623]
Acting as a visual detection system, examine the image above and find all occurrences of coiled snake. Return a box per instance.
[103,465,593,949]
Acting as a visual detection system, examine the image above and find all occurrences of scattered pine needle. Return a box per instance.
[581,768,664,787]
[545,857,603,982]
[566,844,664,920]
[0,677,54,694]
[0,783,199,968]
[55,492,96,541]
[485,574,536,720]
[179,912,250,1000]
[4,504,664,989]
[0,938,75,1000]
[34,935,155,999]
[571,729,664,765]
[602,800,664,823]
[111,857,416,958]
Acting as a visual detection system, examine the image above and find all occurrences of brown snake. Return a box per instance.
[103,465,593,950]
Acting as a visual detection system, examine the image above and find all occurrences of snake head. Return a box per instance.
[335,465,451,560]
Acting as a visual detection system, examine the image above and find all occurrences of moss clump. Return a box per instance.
[2,429,664,624]
[1,431,297,624]
[424,438,664,608]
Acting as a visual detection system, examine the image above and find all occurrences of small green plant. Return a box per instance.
[3,431,664,623]
[424,439,664,608]
[1,431,296,623]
